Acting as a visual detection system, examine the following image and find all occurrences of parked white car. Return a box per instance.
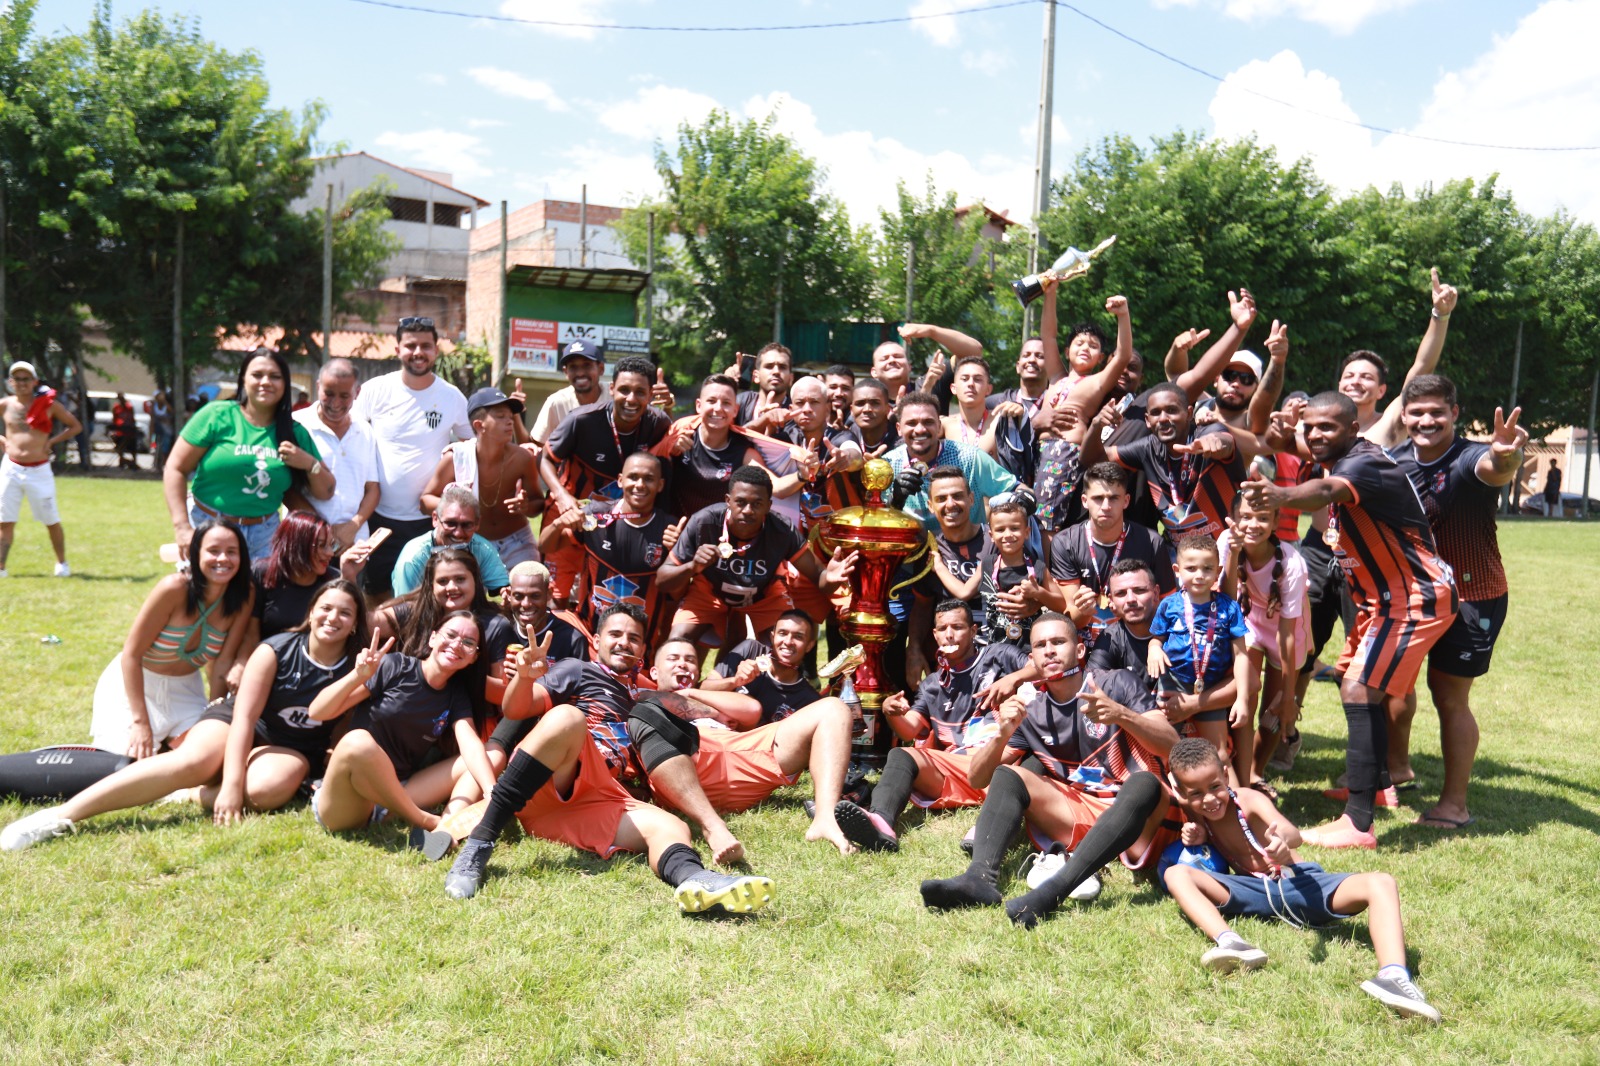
[87,391,152,448]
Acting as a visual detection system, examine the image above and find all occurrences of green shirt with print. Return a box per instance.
[181,402,322,518]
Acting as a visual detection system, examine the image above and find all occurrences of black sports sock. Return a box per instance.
[919,766,1030,910]
[1342,700,1387,833]
[655,842,707,888]
[467,752,554,844]
[869,748,919,828]
[1006,771,1164,928]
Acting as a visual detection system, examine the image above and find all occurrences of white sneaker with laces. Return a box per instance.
[54,562,71,577]
[1,807,75,851]
[1021,849,1103,900]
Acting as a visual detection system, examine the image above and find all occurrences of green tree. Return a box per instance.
[873,177,995,343]
[617,110,872,381]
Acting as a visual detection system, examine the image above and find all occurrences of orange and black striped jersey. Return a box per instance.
[544,400,672,506]
[1006,668,1165,784]
[566,505,678,645]
[1325,439,1457,621]
[1115,424,1245,546]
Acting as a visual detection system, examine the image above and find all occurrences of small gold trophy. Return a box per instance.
[1011,234,1117,307]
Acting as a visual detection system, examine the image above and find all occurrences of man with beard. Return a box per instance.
[1086,381,1252,547]
[883,392,1017,534]
[1245,392,1457,849]
[529,339,605,446]
[448,604,774,907]
[823,364,856,431]
[1051,462,1173,642]
[918,613,1182,928]
[833,601,1034,853]
[352,317,473,599]
[391,485,511,596]
[736,343,796,432]
[538,450,681,640]
[540,356,673,603]
[659,465,857,653]
[293,359,380,552]
[421,387,542,569]
[850,378,900,455]
[499,561,589,665]
[907,467,992,658]
[667,375,764,520]
[1386,375,1524,831]
[1339,268,1458,450]
[657,614,860,855]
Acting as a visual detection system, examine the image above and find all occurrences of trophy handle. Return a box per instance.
[887,532,937,599]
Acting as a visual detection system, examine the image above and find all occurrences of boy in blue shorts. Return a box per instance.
[1162,738,1441,1023]
[1147,534,1251,765]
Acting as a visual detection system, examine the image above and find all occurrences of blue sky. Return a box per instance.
[23,0,1600,225]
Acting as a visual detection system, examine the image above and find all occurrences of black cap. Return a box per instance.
[467,386,524,417]
[559,338,603,366]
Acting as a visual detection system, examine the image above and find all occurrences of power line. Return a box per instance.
[341,0,1039,32]
[1056,2,1600,153]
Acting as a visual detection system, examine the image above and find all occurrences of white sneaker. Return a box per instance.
[1202,941,1269,973]
[0,569,8,578]
[1,806,75,851]
[1020,849,1103,901]
[53,562,71,577]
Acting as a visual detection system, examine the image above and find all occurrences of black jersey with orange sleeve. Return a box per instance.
[917,526,991,627]
[909,641,1029,754]
[569,503,678,634]
[1388,436,1506,600]
[1325,438,1457,620]
[672,429,757,520]
[1049,520,1175,595]
[1005,668,1163,784]
[670,504,808,608]
[1114,423,1245,545]
[716,639,825,725]
[538,658,643,781]
[545,400,671,505]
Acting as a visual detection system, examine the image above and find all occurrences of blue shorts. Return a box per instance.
[1215,862,1354,927]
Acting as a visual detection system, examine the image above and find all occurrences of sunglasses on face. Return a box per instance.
[438,518,478,531]
[1221,369,1257,386]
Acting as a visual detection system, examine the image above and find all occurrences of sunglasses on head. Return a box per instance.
[1221,369,1257,386]
[398,316,435,332]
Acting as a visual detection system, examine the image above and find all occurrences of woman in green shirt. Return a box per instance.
[164,349,336,561]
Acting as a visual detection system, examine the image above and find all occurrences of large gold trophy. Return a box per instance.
[813,458,933,765]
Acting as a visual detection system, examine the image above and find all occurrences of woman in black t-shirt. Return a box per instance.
[310,610,497,835]
[3,579,368,841]
[240,510,373,660]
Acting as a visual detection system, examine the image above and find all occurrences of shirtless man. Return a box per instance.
[422,387,542,569]
[1,362,83,577]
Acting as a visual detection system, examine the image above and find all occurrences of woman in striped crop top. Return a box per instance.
[87,521,256,760]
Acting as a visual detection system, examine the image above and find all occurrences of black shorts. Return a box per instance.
[196,695,329,776]
[1298,531,1353,670]
[1428,594,1508,679]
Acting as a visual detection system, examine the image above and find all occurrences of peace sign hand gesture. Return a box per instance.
[1490,406,1527,460]
[516,630,555,681]
[1264,319,1289,362]
[355,630,396,682]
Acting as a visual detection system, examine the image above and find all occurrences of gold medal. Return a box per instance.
[1098,593,1110,612]
[755,653,773,674]
[717,541,735,560]
[581,514,599,532]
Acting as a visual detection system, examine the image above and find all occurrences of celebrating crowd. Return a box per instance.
[4,268,1528,1025]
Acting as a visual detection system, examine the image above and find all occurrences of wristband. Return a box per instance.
[1431,308,1450,320]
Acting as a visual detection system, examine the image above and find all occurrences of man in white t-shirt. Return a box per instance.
[528,339,605,446]
[350,317,472,597]
[293,359,380,551]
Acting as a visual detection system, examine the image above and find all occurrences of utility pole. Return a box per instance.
[773,226,786,345]
[1583,356,1598,521]
[1025,0,1057,341]
[321,183,334,367]
[496,200,509,382]
[904,241,915,324]
[645,210,656,339]
[172,215,186,434]
[0,177,7,361]
[579,184,589,268]
[1506,320,1523,513]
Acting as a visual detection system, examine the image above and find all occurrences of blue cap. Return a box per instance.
[560,339,603,366]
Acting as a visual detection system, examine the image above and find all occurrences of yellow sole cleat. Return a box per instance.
[674,874,775,914]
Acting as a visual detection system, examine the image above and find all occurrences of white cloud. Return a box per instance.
[598,84,722,142]
[909,0,963,47]
[467,118,509,129]
[374,129,494,185]
[1207,0,1600,224]
[961,48,1013,75]
[1017,115,1072,151]
[1154,0,1419,33]
[466,67,568,111]
[530,146,664,208]
[496,0,613,40]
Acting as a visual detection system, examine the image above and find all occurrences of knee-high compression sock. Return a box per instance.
[919,765,1030,909]
[467,752,554,844]
[1342,701,1386,833]
[869,748,919,828]
[1006,771,1164,928]
[655,842,708,888]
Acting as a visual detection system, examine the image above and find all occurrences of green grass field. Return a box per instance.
[2,475,1598,1064]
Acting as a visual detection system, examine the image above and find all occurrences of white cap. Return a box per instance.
[8,361,38,378]
[1228,350,1263,379]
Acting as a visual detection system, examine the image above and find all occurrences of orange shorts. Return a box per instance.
[784,564,837,627]
[544,539,584,604]
[1337,605,1457,699]
[515,734,648,859]
[691,722,800,813]
[671,579,794,647]
[907,748,987,810]
[1026,777,1183,873]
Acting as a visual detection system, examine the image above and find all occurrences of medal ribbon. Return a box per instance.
[1182,592,1220,692]
[718,513,752,557]
[1227,787,1282,879]
[1087,525,1129,597]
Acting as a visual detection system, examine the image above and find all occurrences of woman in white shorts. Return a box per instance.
[87,521,255,758]
[1219,494,1310,793]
